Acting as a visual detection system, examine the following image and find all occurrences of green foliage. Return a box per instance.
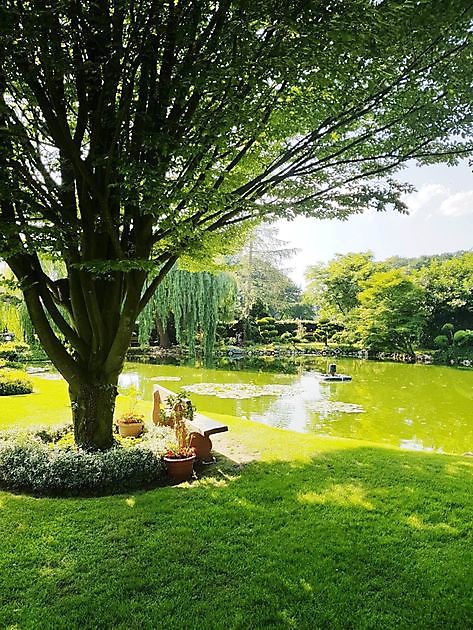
[164,392,195,424]
[253,317,277,343]
[0,425,173,495]
[230,226,310,319]
[0,368,33,395]
[248,299,270,320]
[219,318,340,345]
[453,329,473,347]
[434,335,449,349]
[294,320,307,343]
[0,438,472,627]
[0,296,23,341]
[353,270,424,354]
[138,267,236,358]
[441,323,455,335]
[418,252,473,344]
[433,345,473,365]
[304,252,377,319]
[305,251,473,354]
[0,341,30,363]
[2,1,473,448]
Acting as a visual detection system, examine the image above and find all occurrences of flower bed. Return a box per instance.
[0,424,174,496]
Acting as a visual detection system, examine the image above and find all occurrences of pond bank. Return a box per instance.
[127,343,473,368]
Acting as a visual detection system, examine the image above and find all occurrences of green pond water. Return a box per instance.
[1,357,472,454]
[118,357,473,455]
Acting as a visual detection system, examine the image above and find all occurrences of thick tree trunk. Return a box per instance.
[7,256,154,451]
[70,382,118,450]
[156,319,171,349]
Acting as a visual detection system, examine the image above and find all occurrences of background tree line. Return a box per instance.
[2,247,472,359]
[304,250,473,355]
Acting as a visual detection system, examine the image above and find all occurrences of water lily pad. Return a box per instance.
[182,382,298,399]
[308,401,365,415]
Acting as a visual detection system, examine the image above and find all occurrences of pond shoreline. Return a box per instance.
[126,344,473,369]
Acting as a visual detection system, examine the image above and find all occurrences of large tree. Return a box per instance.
[229,225,304,319]
[354,269,425,354]
[1,1,473,448]
[304,252,378,319]
[417,252,473,343]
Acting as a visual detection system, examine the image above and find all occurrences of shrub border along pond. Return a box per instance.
[0,424,174,496]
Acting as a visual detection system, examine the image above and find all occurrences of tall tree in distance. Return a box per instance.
[354,269,425,355]
[1,1,473,448]
[304,252,377,320]
[230,225,300,319]
[138,267,236,357]
[417,252,473,343]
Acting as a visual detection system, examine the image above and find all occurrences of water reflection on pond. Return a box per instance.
[120,356,473,455]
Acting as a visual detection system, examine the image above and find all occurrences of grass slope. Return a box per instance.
[0,375,152,431]
[1,419,472,629]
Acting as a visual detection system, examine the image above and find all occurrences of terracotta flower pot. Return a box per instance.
[118,422,144,438]
[163,455,196,482]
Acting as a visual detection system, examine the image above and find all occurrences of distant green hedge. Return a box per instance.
[218,320,344,342]
[0,341,31,363]
[0,368,33,395]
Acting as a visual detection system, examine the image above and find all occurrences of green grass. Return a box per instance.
[1,419,472,629]
[0,375,152,431]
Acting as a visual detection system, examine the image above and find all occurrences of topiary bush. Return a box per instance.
[434,334,450,349]
[256,317,279,343]
[453,329,473,347]
[0,368,33,395]
[0,425,174,496]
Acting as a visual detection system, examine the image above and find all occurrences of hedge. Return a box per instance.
[0,368,33,395]
[0,425,174,496]
[0,341,31,363]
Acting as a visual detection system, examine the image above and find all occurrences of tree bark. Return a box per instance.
[156,319,171,348]
[70,381,118,450]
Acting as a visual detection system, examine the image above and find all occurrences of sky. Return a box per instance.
[276,160,473,286]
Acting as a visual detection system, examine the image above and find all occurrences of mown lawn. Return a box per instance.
[0,374,152,431]
[1,416,472,630]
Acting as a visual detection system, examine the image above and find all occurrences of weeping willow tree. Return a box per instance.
[138,268,236,358]
[18,301,38,347]
[0,259,65,347]
[0,294,23,340]
[0,288,49,347]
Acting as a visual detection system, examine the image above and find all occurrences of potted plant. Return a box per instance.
[115,411,145,438]
[162,393,196,482]
[163,445,196,482]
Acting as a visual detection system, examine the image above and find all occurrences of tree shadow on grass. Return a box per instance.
[0,447,472,629]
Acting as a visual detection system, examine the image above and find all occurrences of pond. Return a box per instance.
[122,356,473,455]
[1,357,472,455]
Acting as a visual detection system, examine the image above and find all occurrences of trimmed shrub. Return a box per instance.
[453,329,473,347]
[0,368,33,395]
[0,341,31,363]
[433,345,473,364]
[218,319,344,344]
[0,425,174,496]
[434,335,449,349]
